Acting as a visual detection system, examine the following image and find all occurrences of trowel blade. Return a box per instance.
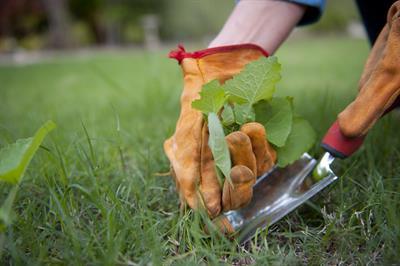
[223,152,338,243]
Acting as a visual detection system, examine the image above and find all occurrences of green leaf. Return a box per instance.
[221,104,234,127]
[0,120,56,184]
[0,186,18,232]
[276,117,316,167]
[254,97,293,147]
[233,103,255,125]
[207,112,231,181]
[224,56,281,105]
[192,80,226,114]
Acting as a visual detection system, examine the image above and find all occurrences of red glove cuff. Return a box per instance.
[169,44,269,64]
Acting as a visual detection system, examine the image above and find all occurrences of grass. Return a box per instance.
[0,37,399,264]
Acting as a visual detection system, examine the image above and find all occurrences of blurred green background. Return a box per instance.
[0,0,362,52]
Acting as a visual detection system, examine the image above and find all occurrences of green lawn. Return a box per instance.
[1,37,399,264]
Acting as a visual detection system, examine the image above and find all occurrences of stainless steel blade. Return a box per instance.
[223,152,337,243]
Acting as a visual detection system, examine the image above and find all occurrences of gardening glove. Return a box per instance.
[338,1,400,138]
[164,44,276,218]
[223,122,277,212]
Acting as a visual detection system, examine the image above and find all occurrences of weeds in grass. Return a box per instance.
[0,38,399,264]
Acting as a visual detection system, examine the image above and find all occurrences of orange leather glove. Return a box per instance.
[164,44,276,218]
[338,1,400,137]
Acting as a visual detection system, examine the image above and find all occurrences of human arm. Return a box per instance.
[209,0,307,54]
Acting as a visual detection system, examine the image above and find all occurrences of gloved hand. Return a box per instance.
[338,1,400,137]
[164,44,276,218]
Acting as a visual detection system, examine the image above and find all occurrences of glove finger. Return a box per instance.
[222,165,255,212]
[225,131,257,176]
[240,122,276,177]
[169,165,179,191]
[211,215,235,235]
[169,166,186,208]
[163,136,199,211]
[338,6,400,137]
[199,123,222,218]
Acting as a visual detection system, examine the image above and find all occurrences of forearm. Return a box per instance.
[209,0,307,54]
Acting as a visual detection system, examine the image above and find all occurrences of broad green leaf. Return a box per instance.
[224,56,281,105]
[221,104,234,127]
[276,117,316,167]
[0,120,56,184]
[208,112,231,181]
[233,103,255,125]
[192,80,226,114]
[254,97,293,147]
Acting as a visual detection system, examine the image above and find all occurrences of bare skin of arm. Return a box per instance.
[209,0,307,54]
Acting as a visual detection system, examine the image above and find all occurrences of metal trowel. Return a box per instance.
[219,119,366,243]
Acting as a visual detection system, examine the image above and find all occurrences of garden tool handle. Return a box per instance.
[322,97,400,159]
[321,120,365,159]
